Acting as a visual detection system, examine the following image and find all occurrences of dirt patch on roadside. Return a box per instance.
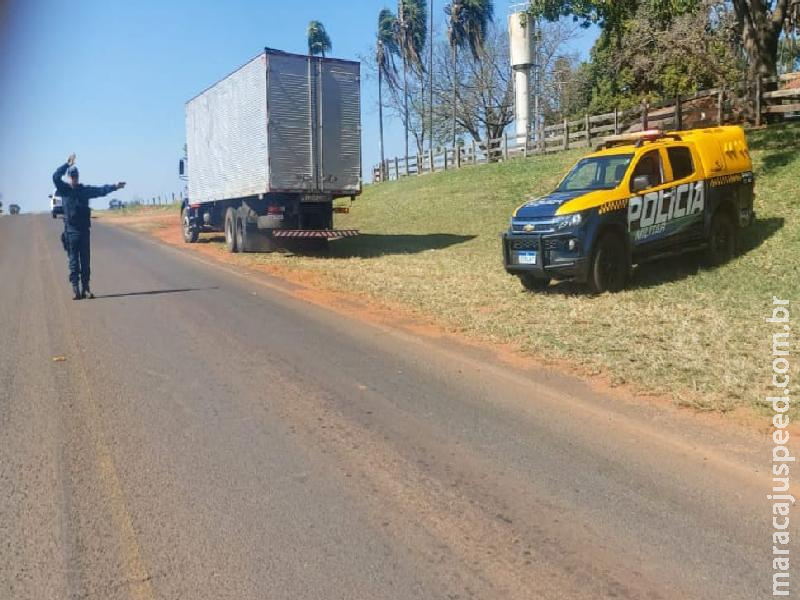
[106,212,786,437]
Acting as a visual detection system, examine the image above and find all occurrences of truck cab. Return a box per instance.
[503,126,755,292]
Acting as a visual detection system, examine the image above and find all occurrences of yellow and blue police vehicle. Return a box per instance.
[502,126,755,292]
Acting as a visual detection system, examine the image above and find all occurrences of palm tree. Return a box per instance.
[376,9,399,180]
[307,20,332,58]
[445,0,493,147]
[397,0,427,169]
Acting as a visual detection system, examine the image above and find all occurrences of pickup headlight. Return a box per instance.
[554,213,583,230]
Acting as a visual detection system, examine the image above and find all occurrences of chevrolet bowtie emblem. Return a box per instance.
[523,224,535,232]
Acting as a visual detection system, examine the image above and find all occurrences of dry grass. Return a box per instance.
[204,126,800,415]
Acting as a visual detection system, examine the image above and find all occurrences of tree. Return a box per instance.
[730,0,795,77]
[529,0,797,79]
[397,0,428,163]
[445,0,494,147]
[376,9,400,178]
[307,21,332,57]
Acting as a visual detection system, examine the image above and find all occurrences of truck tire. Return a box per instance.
[588,232,629,294]
[706,211,737,266]
[235,214,247,252]
[225,207,238,253]
[182,207,199,243]
[518,274,551,292]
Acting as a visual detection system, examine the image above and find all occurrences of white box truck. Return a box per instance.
[180,48,361,251]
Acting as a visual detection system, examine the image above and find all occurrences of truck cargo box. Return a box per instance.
[186,48,361,204]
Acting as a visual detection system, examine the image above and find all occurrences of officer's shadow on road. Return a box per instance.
[93,286,219,299]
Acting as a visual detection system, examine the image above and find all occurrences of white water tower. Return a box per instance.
[509,8,534,139]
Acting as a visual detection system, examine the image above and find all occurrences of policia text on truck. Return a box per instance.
[502,126,755,293]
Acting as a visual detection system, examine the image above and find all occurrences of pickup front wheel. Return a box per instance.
[588,233,629,294]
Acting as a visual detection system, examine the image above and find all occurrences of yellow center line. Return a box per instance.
[37,220,157,600]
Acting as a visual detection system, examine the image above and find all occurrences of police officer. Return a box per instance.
[53,153,125,300]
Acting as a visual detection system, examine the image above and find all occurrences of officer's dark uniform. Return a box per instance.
[52,163,118,298]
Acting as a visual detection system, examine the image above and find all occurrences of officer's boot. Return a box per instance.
[72,285,82,300]
[82,284,94,299]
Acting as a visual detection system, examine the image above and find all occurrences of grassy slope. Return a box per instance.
[244,125,799,414]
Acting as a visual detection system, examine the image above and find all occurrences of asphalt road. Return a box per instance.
[0,214,780,599]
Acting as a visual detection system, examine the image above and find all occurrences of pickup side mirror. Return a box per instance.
[178,159,185,177]
[631,174,651,193]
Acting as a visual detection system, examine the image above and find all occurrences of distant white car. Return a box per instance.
[49,190,63,218]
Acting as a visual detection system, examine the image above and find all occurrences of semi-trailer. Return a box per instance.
[180,48,361,251]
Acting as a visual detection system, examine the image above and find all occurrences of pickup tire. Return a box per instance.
[519,274,551,292]
[588,232,629,294]
[224,208,238,253]
[182,207,199,243]
[707,211,737,266]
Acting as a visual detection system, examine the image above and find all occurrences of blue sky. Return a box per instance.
[0,0,597,213]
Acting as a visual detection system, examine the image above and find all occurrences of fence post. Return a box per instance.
[641,100,649,131]
[584,113,591,147]
[755,76,762,127]
[417,153,422,176]
[613,107,619,134]
[456,145,462,169]
[443,147,448,171]
[429,150,434,173]
[502,133,508,160]
[717,88,724,125]
[563,119,569,150]
[394,157,399,180]
[538,125,544,154]
[675,95,683,131]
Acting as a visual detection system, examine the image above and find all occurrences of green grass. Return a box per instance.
[98,202,182,218]
[229,125,800,415]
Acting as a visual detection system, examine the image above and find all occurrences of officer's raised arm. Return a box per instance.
[52,153,77,193]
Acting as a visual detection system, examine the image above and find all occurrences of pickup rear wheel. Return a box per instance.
[589,232,629,294]
[519,274,551,292]
[182,207,199,243]
[224,208,238,253]
[707,211,737,266]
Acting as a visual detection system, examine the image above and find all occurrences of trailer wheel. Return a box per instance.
[224,208,238,253]
[235,215,247,252]
[182,207,199,243]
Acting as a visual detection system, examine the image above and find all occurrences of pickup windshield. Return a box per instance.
[557,154,633,192]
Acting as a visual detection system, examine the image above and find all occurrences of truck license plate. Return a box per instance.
[517,251,537,265]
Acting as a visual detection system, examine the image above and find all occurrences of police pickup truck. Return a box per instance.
[502,126,755,292]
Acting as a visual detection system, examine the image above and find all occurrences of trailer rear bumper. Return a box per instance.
[270,229,359,240]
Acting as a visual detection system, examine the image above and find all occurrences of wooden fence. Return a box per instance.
[372,72,800,183]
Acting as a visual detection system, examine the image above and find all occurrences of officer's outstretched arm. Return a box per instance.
[84,183,122,199]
